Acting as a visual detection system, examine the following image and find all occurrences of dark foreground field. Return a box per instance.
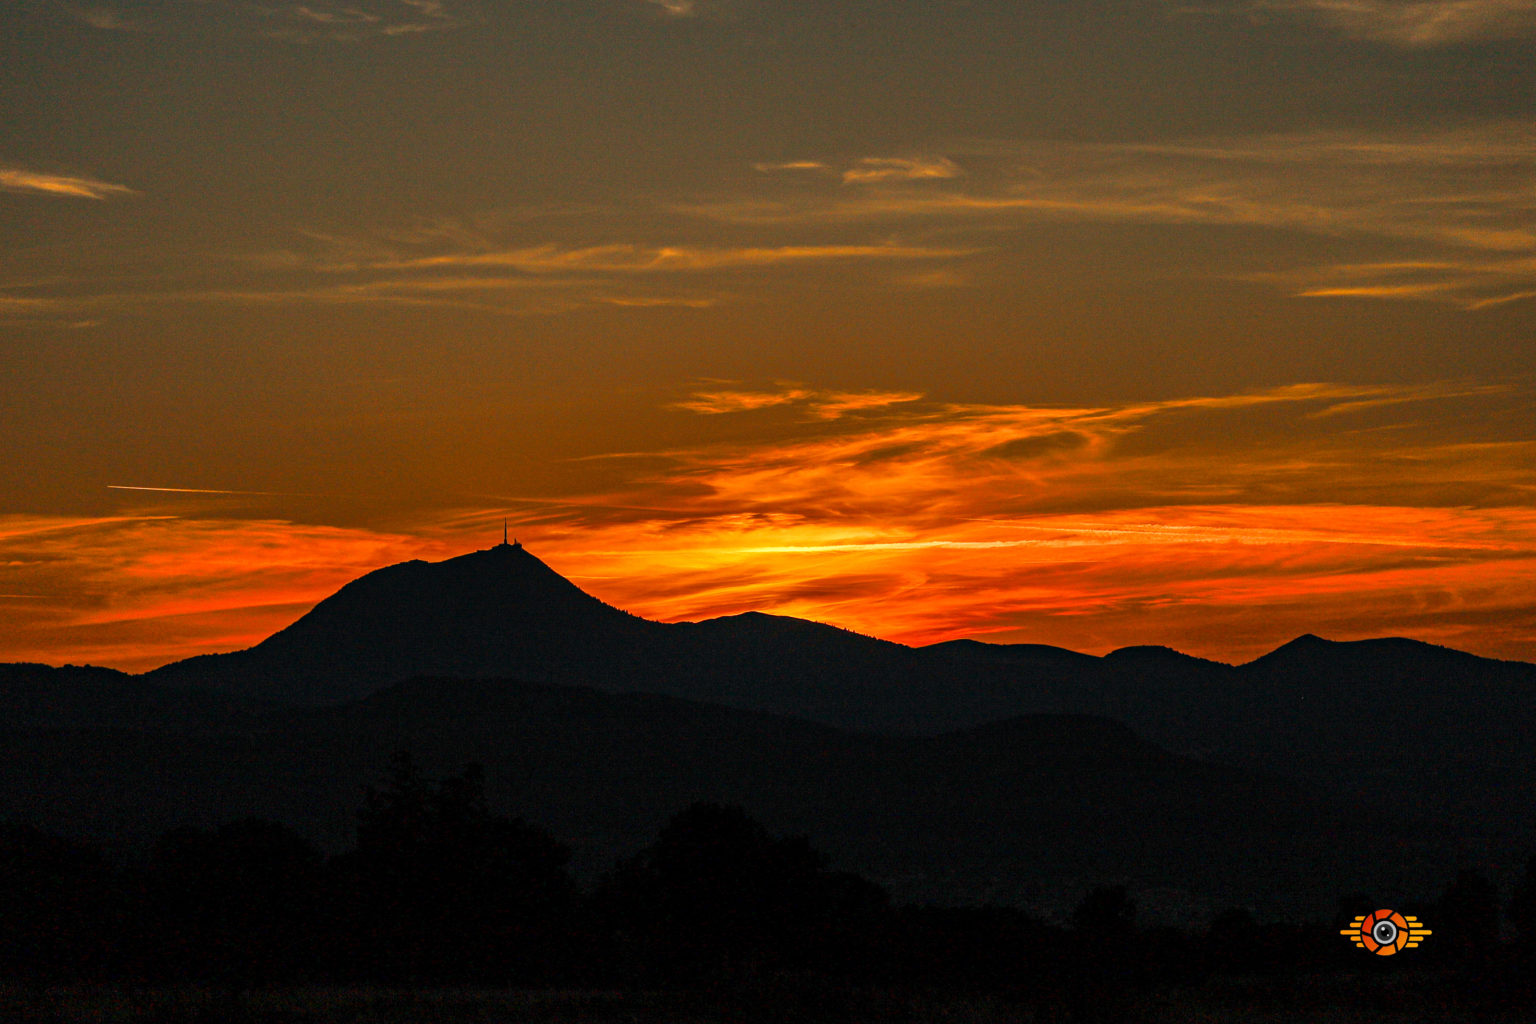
[4,973,1534,1024]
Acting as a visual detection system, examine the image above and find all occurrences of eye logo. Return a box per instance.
[1340,909,1431,955]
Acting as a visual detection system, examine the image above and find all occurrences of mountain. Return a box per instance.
[142,542,655,703]
[5,542,1534,897]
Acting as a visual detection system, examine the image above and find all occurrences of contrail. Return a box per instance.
[109,485,292,496]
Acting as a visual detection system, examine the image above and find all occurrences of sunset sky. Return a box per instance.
[3,0,1534,671]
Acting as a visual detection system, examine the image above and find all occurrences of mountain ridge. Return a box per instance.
[3,543,1532,918]
[104,543,1529,705]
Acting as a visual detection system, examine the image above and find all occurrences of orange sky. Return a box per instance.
[4,381,1533,670]
[2,2,1533,672]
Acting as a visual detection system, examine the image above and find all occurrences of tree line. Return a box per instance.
[2,753,1534,1010]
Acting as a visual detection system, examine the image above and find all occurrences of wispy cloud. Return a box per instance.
[521,380,1536,660]
[753,161,829,174]
[842,156,964,184]
[642,0,700,17]
[57,0,468,42]
[374,242,973,274]
[751,156,964,184]
[0,167,136,200]
[632,381,1530,522]
[152,238,973,313]
[1250,0,1536,46]
[1254,256,1536,308]
[688,123,1536,307]
[670,386,816,414]
[670,385,924,418]
[0,514,455,670]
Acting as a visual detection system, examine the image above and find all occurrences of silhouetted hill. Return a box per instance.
[0,663,250,729]
[6,544,1533,888]
[1226,633,1536,841]
[0,674,1440,922]
[1103,644,1228,671]
[143,543,657,703]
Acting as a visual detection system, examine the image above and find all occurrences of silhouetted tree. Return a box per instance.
[1068,886,1139,1023]
[334,753,577,984]
[601,802,886,980]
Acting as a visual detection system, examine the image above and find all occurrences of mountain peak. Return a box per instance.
[1103,644,1231,670]
[1241,634,1333,667]
[267,543,628,642]
[143,543,649,703]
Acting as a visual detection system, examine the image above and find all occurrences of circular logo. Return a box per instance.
[1358,909,1409,955]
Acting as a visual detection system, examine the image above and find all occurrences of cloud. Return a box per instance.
[671,386,814,414]
[292,6,381,25]
[38,237,966,317]
[750,156,963,184]
[186,239,972,312]
[56,0,468,42]
[0,167,137,200]
[643,380,1530,524]
[687,123,1536,307]
[0,514,455,670]
[267,1,465,40]
[500,379,1536,662]
[1251,255,1536,310]
[842,156,964,184]
[753,161,829,174]
[376,242,973,274]
[670,385,923,418]
[1250,0,1536,46]
[643,0,700,17]
[0,295,72,314]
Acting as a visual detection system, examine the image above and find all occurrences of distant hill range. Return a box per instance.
[3,542,1533,920]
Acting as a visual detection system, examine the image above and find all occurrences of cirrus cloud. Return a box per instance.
[0,167,136,200]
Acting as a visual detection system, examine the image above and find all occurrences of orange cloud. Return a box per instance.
[669,384,924,418]
[492,381,1536,662]
[842,156,964,184]
[379,242,972,274]
[0,515,453,671]
[0,167,136,200]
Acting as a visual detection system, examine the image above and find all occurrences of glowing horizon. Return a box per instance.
[4,380,1532,671]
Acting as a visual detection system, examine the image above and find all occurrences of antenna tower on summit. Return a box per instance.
[503,519,508,546]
